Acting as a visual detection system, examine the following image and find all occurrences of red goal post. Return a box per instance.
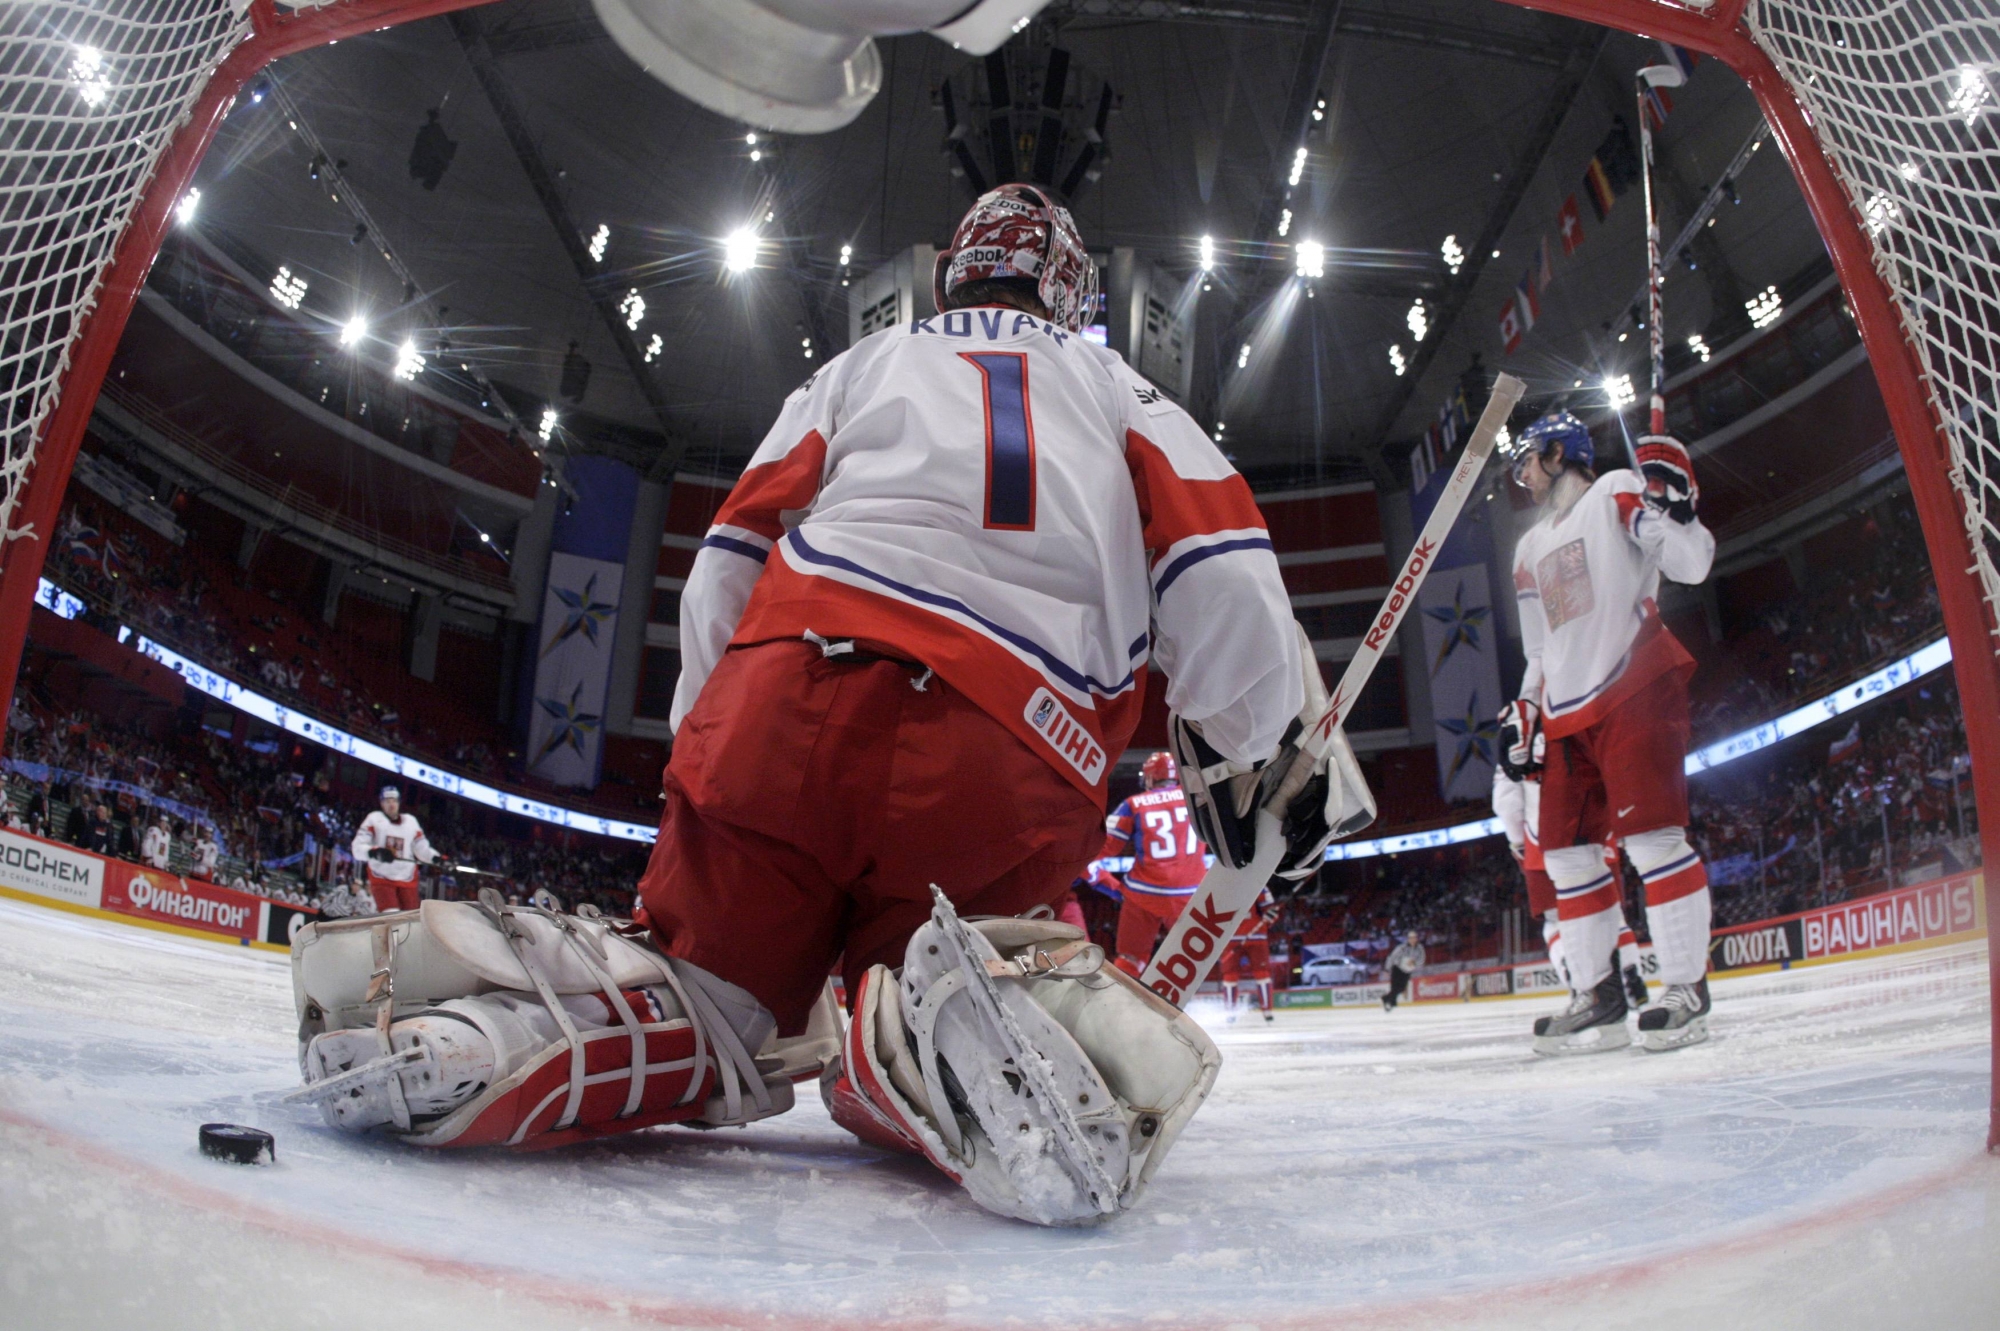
[0,0,496,715]
[1498,0,2000,1147]
[3,1,1998,1143]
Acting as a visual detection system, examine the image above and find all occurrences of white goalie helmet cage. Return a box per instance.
[588,0,1056,133]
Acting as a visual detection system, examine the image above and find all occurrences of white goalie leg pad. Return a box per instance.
[885,894,1221,1225]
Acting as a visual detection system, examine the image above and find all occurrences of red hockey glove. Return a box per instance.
[1635,434,1698,524]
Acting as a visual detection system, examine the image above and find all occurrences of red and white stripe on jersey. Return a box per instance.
[671,308,1302,801]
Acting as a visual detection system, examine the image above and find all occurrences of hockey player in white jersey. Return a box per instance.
[1507,412,1714,1053]
[350,785,441,913]
[289,184,1371,1227]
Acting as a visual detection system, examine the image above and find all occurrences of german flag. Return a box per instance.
[1583,158,1617,223]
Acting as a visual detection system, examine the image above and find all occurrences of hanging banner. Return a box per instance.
[1417,562,1504,802]
[525,551,623,788]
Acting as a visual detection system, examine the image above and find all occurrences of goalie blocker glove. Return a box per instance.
[1634,434,1698,525]
[1170,623,1376,880]
[1496,698,1544,782]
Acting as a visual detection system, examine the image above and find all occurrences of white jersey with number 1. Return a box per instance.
[673,304,1303,802]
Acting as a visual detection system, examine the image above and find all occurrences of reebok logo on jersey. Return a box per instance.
[1023,688,1106,786]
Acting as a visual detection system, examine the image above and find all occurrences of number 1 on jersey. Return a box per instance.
[960,351,1037,531]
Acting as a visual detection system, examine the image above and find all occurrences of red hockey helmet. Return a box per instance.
[1140,751,1178,789]
[932,183,1098,334]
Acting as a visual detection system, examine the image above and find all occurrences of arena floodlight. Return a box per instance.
[175,188,200,227]
[724,227,759,273]
[1295,240,1324,280]
[338,314,367,347]
[1199,235,1215,272]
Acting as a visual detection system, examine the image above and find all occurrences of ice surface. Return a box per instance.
[1,894,1996,1329]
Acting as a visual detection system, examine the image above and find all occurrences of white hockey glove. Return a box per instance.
[1635,434,1698,524]
[1497,698,1543,781]
[1172,624,1376,880]
[821,894,1220,1226]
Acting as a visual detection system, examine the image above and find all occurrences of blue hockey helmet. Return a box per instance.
[1513,411,1594,482]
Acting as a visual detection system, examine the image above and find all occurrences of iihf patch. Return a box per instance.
[1023,687,1106,785]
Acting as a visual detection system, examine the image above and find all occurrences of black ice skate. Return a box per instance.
[1531,969,1630,1056]
[1637,979,1710,1052]
[1623,964,1649,1010]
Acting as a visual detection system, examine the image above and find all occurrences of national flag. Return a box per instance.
[1558,195,1585,255]
[1410,434,1438,492]
[1583,158,1617,222]
[1536,235,1554,291]
[1499,298,1523,354]
[1515,271,1540,330]
[1829,722,1862,763]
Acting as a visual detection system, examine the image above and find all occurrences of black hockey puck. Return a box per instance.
[198,1123,274,1165]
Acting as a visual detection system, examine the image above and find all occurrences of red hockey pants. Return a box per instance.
[1115,886,1192,969]
[367,872,420,913]
[637,639,1103,1034]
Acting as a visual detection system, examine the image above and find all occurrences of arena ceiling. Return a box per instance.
[184,0,1827,490]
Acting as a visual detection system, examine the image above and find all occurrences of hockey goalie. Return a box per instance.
[289,184,1372,1226]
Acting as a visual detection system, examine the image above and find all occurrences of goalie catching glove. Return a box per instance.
[1169,623,1375,880]
[822,891,1220,1226]
[1634,434,1698,525]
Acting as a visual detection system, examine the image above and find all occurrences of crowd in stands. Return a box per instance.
[1688,503,1942,744]
[2,679,649,918]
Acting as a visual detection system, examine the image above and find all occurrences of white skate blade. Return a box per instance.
[1641,1016,1710,1053]
[1532,1022,1632,1057]
[922,887,1121,1218]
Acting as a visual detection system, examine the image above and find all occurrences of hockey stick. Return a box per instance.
[1638,63,1687,440]
[1139,372,1526,1006]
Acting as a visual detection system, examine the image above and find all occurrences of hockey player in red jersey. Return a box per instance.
[1507,412,1714,1053]
[1218,888,1277,1021]
[291,184,1371,1227]
[1100,751,1208,974]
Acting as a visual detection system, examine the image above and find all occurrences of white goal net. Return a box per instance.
[1749,0,2000,646]
[1,0,247,548]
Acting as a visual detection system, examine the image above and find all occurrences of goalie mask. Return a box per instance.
[933,183,1098,334]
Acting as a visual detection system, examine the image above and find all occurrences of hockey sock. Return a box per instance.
[1546,844,1620,991]
[1542,912,1569,989]
[1625,826,1713,986]
[1617,926,1640,976]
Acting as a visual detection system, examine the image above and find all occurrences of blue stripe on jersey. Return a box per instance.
[703,534,770,563]
[1154,536,1275,597]
[783,529,1139,698]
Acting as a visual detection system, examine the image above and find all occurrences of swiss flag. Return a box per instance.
[1499,298,1523,354]
[1558,195,1584,255]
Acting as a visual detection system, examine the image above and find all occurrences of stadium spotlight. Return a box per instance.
[1199,235,1215,272]
[1440,234,1464,275]
[1295,240,1324,280]
[620,289,646,330]
[175,188,200,227]
[645,333,664,364]
[1603,373,1636,410]
[1746,285,1783,328]
[839,243,852,267]
[1388,345,1407,377]
[1687,333,1712,363]
[338,315,367,348]
[724,227,759,273]
[70,45,110,107]
[588,224,610,264]
[1406,299,1428,342]
[1277,208,1292,238]
[270,266,307,310]
[1287,146,1307,188]
[1237,342,1251,369]
[393,339,425,381]
[538,406,559,441]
